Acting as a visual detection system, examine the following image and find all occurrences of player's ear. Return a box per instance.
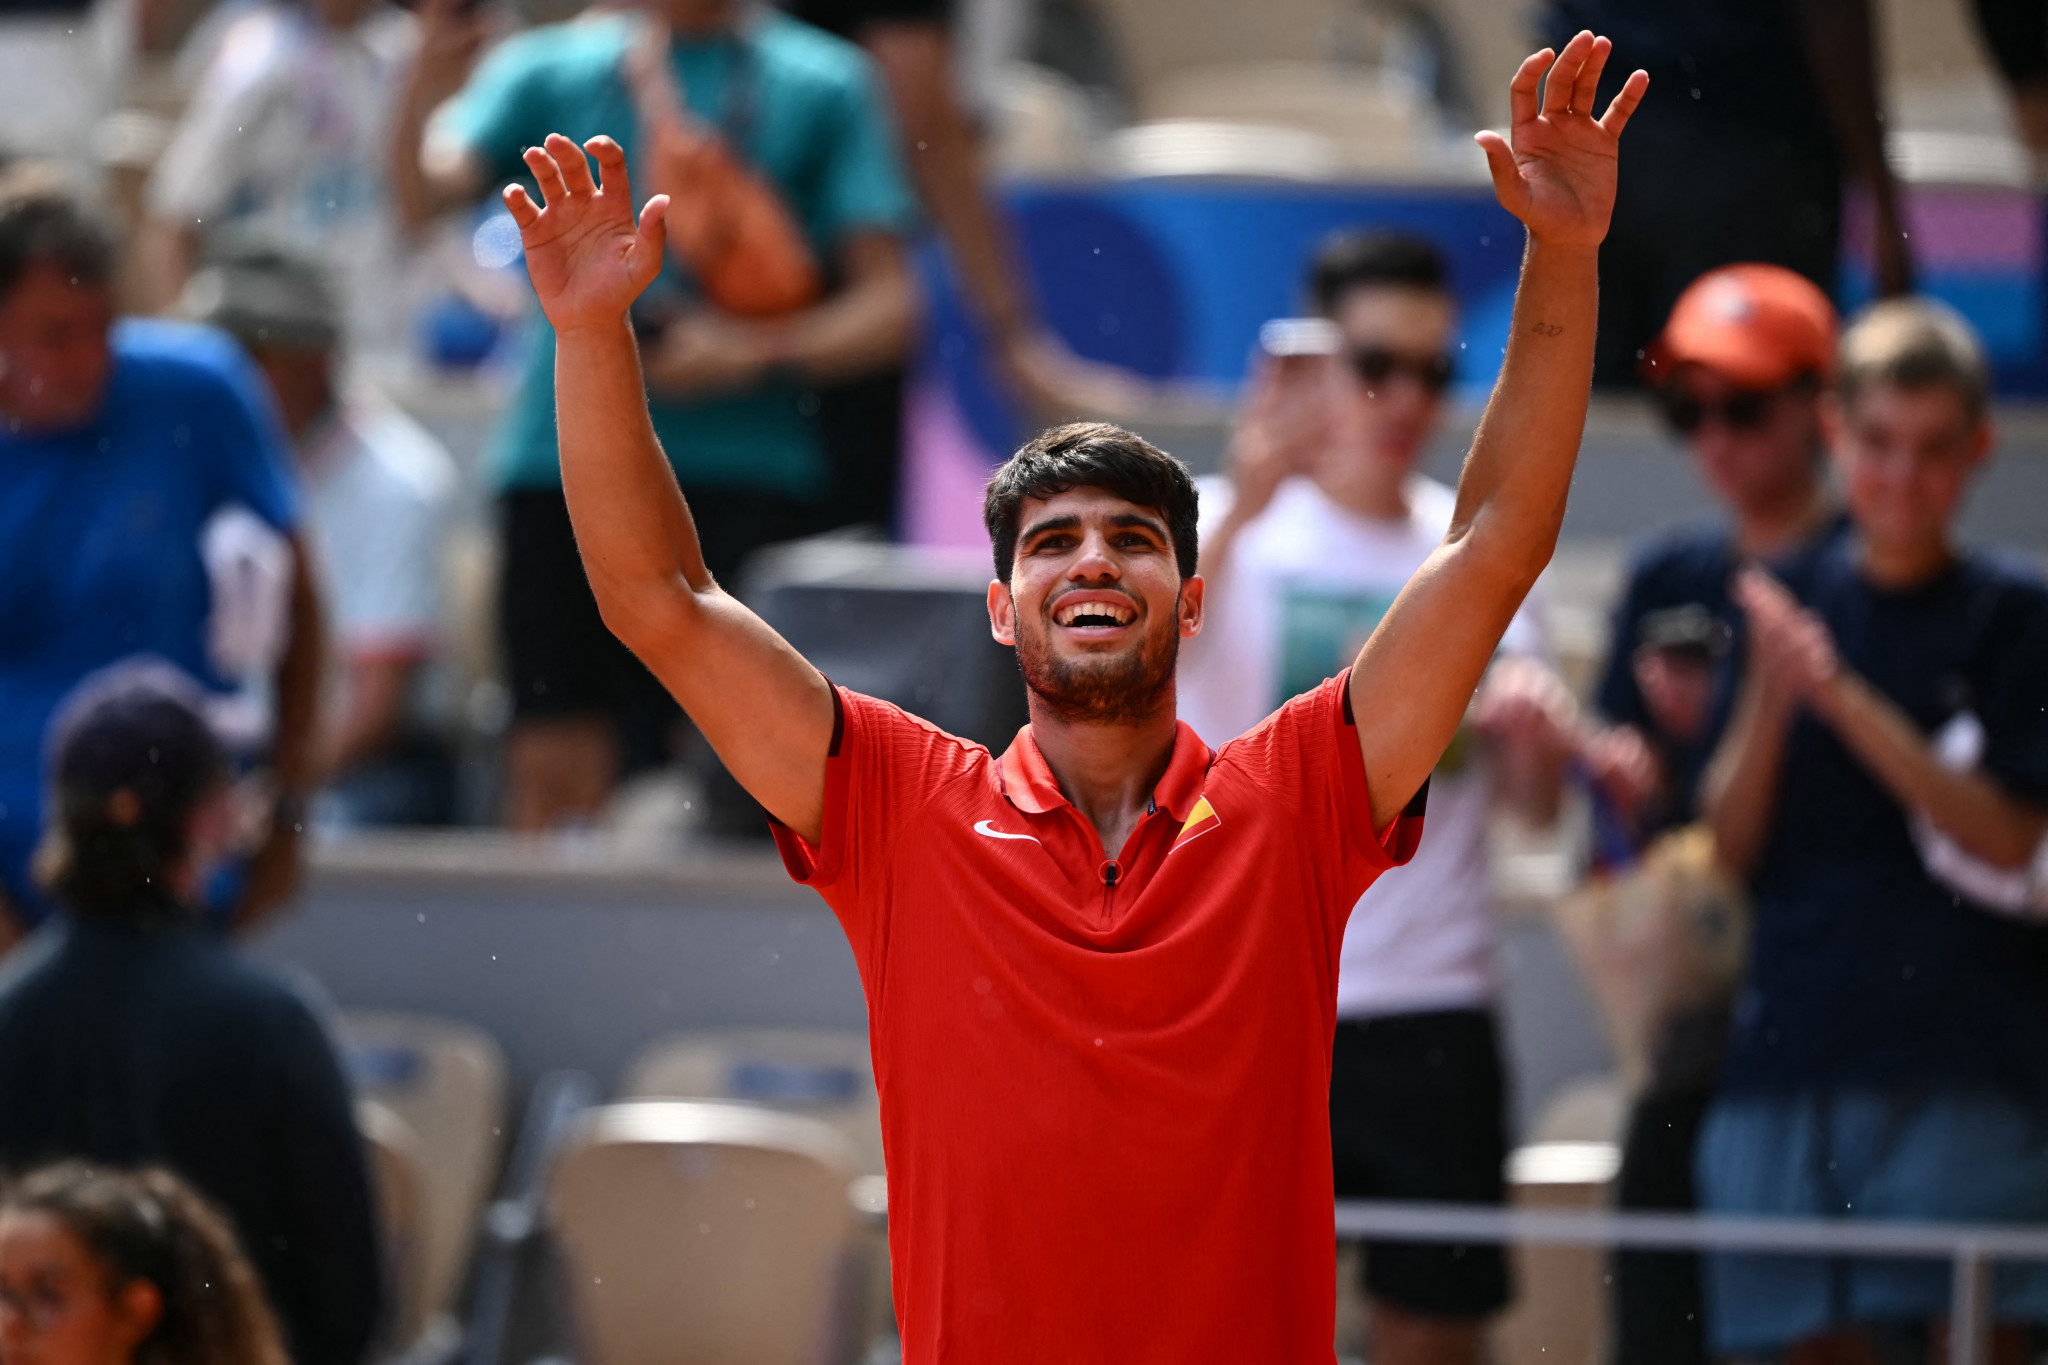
[988,580,1017,646]
[1178,575,1204,639]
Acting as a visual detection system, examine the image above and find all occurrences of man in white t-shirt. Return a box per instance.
[185,236,458,826]
[140,0,423,354]
[1181,231,1575,1365]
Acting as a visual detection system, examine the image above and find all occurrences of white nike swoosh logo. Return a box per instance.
[973,820,1041,845]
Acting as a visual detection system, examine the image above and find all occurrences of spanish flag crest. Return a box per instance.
[1170,796,1221,852]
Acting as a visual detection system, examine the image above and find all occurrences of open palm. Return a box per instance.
[1476,33,1648,248]
[503,134,670,334]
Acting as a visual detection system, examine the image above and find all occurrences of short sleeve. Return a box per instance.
[1978,582,2048,804]
[771,686,982,968]
[440,31,557,184]
[808,58,919,245]
[1216,670,1424,898]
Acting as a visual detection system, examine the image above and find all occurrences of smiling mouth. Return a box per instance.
[1053,600,1136,629]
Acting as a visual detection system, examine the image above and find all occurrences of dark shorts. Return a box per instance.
[498,486,813,728]
[1331,1008,1513,1320]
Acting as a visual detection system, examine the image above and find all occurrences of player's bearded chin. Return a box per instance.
[1016,593,1179,725]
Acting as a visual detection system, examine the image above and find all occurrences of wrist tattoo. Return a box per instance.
[1529,322,1565,337]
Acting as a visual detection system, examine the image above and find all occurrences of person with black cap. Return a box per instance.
[0,660,382,1365]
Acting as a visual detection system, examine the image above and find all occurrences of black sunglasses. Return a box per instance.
[1656,376,1817,435]
[1350,348,1455,395]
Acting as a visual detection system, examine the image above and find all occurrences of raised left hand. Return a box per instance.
[1476,31,1648,248]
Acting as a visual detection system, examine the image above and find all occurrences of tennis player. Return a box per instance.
[505,30,1645,1362]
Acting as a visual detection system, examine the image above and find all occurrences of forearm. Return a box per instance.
[864,21,1032,341]
[272,539,328,797]
[1449,239,1599,587]
[769,248,916,383]
[1793,0,1895,190]
[1493,737,1568,826]
[557,318,713,606]
[320,655,417,776]
[1701,668,1795,875]
[390,90,475,235]
[1818,669,2048,868]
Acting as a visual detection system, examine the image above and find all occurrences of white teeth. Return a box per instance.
[1055,601,1134,626]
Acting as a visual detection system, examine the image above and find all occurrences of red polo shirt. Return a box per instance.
[774,671,1422,1363]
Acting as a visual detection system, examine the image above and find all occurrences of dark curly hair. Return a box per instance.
[1,1163,288,1365]
[982,422,1199,584]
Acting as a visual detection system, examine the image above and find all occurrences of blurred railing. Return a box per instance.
[1334,1199,2048,1365]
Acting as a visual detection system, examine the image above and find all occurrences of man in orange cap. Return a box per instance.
[1580,262,1846,1365]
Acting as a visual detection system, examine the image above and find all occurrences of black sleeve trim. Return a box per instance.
[1404,776,1431,819]
[1341,677,1355,725]
[827,681,846,759]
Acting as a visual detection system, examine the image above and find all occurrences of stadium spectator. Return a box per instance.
[136,0,422,354]
[392,0,918,831]
[1970,0,2048,168]
[183,236,459,828]
[1543,0,1911,387]
[776,0,1162,528]
[1587,263,1844,1365]
[0,664,382,1365]
[0,1162,289,1365]
[0,177,322,941]
[1698,300,2048,1364]
[1178,231,1574,1365]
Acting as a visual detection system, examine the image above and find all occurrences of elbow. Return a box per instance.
[589,574,700,658]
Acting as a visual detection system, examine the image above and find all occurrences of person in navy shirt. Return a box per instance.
[1586,263,1847,1365]
[0,177,324,941]
[1700,300,2048,1362]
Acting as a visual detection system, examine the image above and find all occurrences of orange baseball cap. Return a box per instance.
[1644,264,1840,390]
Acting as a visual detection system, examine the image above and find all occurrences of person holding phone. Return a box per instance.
[1179,231,1580,1365]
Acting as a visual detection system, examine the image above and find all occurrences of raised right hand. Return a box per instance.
[504,134,670,334]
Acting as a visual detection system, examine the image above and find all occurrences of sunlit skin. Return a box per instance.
[0,1213,161,1365]
[1827,383,1991,587]
[1316,286,1458,510]
[0,266,113,434]
[985,486,1203,850]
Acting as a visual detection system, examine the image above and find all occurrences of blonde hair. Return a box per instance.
[1837,297,1990,421]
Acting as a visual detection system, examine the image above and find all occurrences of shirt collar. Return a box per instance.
[997,720,1213,822]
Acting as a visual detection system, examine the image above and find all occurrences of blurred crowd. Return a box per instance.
[0,0,2046,1363]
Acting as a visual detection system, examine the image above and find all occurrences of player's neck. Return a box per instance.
[1026,695,1181,859]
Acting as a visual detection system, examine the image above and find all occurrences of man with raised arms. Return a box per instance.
[504,32,1645,1362]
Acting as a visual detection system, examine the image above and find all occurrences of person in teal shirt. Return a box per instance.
[392,0,918,829]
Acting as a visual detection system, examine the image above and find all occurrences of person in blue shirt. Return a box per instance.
[1699,299,2048,1363]
[0,179,324,942]
[1585,262,1849,1365]
[389,0,918,831]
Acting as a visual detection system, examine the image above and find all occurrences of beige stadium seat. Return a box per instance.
[622,1029,882,1177]
[343,1012,510,1341]
[1491,1075,1627,1365]
[357,1099,433,1351]
[548,1101,864,1365]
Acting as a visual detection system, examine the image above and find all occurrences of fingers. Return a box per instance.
[522,143,569,206]
[1571,35,1610,115]
[637,193,670,253]
[586,135,633,200]
[502,183,541,229]
[547,132,597,197]
[1507,47,1549,127]
[1600,68,1650,139]
[1474,130,1527,217]
[1542,31,1593,118]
